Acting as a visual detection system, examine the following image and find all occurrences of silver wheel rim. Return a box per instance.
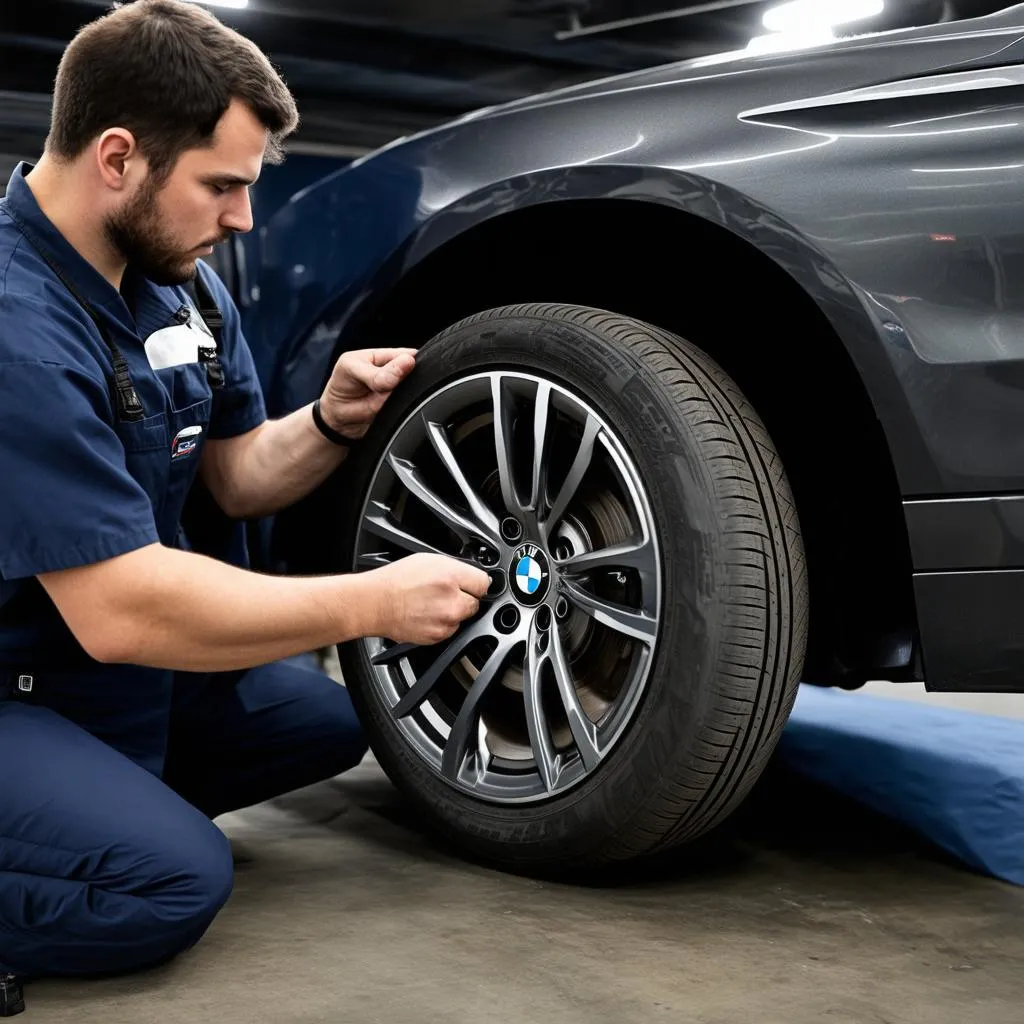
[354,370,663,804]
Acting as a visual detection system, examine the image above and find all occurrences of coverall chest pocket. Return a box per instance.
[157,362,213,544]
[113,362,213,547]
[162,360,212,415]
[115,411,171,523]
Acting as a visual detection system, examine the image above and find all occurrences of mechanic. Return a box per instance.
[0,0,489,997]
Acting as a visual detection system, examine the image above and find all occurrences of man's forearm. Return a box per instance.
[205,403,350,519]
[40,543,383,672]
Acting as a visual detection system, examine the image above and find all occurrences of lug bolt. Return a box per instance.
[497,605,521,634]
[555,596,570,621]
[501,517,523,542]
[476,545,499,567]
[535,606,552,632]
[486,570,507,599]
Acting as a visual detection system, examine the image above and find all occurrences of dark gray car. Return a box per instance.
[251,5,1024,871]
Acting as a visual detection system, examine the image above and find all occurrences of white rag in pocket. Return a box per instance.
[144,323,200,371]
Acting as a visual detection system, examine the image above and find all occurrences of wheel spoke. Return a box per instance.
[357,551,393,569]
[425,419,501,541]
[371,641,419,666]
[491,375,522,514]
[441,638,516,782]
[530,382,552,514]
[561,578,658,644]
[560,537,656,576]
[392,618,492,718]
[362,501,450,558]
[548,625,601,771]
[472,717,492,785]
[543,415,601,537]
[388,454,493,546]
[523,620,560,792]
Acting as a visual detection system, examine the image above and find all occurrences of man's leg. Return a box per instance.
[0,703,234,978]
[163,659,369,819]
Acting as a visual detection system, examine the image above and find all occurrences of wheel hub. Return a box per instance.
[509,543,551,605]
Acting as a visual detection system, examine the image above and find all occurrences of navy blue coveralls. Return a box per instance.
[0,164,367,979]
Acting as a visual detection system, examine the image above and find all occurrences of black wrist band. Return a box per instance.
[312,399,363,447]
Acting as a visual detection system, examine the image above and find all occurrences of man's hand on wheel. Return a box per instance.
[319,348,417,440]
[369,554,491,645]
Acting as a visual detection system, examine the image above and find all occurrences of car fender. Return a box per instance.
[264,161,914,464]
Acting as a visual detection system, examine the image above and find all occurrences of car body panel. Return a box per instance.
[905,496,1024,570]
[247,7,1024,690]
[252,11,1024,496]
[912,570,1024,691]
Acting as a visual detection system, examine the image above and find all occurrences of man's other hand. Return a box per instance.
[319,347,417,440]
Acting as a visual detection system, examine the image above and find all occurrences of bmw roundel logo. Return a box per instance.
[509,545,549,605]
[515,555,542,594]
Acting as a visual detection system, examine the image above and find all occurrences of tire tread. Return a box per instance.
[462,304,807,862]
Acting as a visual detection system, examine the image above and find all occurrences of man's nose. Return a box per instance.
[220,188,253,234]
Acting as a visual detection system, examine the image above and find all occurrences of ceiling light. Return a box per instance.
[762,0,883,34]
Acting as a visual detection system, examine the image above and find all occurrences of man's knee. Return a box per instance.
[102,814,235,972]
[113,812,235,966]
[0,804,234,978]
[173,818,235,930]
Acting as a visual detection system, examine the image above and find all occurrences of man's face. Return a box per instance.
[104,99,265,286]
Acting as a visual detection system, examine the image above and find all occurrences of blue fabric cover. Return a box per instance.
[779,684,1024,886]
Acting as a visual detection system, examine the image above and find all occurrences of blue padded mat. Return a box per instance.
[778,684,1024,886]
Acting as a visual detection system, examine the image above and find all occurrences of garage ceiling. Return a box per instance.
[0,0,1016,164]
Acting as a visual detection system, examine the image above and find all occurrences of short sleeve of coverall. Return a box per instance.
[199,264,268,441]
[0,311,160,580]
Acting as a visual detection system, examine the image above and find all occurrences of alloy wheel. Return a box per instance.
[353,371,662,803]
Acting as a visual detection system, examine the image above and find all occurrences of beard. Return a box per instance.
[104,177,220,287]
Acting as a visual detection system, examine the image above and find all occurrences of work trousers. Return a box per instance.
[0,659,368,978]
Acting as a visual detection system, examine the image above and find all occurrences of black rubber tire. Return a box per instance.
[336,304,808,872]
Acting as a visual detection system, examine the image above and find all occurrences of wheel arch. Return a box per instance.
[278,172,921,686]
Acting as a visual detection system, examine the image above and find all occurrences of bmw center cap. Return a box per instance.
[511,544,549,606]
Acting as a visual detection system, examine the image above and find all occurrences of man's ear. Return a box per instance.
[94,128,142,191]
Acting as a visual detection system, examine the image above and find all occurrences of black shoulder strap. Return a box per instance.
[16,222,145,422]
[185,270,223,349]
[183,270,226,390]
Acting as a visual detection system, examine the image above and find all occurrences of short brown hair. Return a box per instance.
[47,0,299,179]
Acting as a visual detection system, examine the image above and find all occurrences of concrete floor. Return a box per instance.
[23,692,1024,1024]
